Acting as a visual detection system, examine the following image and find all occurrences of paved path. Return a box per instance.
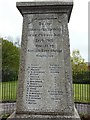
[0,103,16,115]
[0,103,90,115]
[75,103,90,114]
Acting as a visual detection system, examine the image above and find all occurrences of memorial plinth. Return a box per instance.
[9,1,81,119]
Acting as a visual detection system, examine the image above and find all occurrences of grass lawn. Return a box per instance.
[0,81,90,103]
[0,81,17,102]
[73,84,90,103]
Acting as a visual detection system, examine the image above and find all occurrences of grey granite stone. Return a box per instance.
[10,1,81,119]
[16,13,74,115]
[16,1,73,22]
[8,107,80,120]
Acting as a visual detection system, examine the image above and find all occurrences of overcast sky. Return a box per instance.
[0,0,89,62]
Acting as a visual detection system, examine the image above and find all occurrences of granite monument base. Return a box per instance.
[8,107,80,120]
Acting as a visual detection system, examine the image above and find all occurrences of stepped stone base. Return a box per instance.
[8,107,81,120]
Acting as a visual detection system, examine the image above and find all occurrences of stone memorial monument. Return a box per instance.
[9,0,81,119]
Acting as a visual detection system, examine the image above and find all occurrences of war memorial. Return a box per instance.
[8,0,81,119]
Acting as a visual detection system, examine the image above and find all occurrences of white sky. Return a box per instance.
[0,0,89,62]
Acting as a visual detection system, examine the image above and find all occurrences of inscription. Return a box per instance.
[27,18,63,54]
[49,64,61,73]
[48,64,64,102]
[24,14,69,112]
[26,64,44,104]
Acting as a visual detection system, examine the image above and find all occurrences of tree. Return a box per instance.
[1,38,20,81]
[71,49,88,72]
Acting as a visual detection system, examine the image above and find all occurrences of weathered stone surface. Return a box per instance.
[8,107,80,120]
[10,1,81,119]
[16,1,73,22]
[16,13,74,115]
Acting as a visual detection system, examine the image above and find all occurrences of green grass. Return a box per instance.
[0,81,90,103]
[0,81,17,102]
[73,84,90,103]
